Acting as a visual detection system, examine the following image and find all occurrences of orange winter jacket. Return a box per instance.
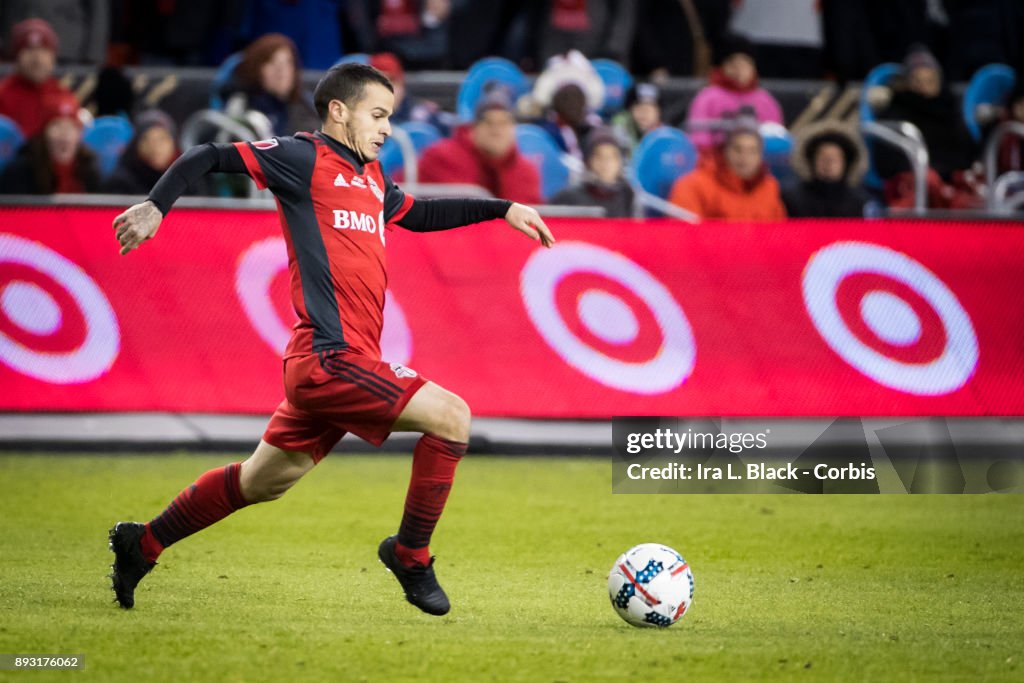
[669,154,786,221]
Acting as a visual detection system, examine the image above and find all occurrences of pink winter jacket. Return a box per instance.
[685,78,783,150]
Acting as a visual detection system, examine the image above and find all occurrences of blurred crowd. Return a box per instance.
[1,1,1023,219]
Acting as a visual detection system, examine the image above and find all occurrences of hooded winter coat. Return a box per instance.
[782,120,869,218]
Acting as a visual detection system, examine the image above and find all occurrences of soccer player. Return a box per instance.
[108,63,554,616]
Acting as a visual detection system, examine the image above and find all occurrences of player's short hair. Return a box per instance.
[313,63,394,120]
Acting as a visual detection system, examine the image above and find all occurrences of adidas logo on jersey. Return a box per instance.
[334,173,349,187]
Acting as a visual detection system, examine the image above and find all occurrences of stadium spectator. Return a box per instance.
[872,44,980,208]
[102,110,182,196]
[550,127,636,217]
[782,121,869,218]
[0,1,109,64]
[530,50,605,161]
[86,65,135,118]
[418,86,541,204]
[669,126,786,221]
[534,0,637,66]
[629,0,732,78]
[685,33,783,152]
[979,80,1024,178]
[369,52,454,134]
[0,93,100,194]
[610,82,663,154]
[346,0,452,70]
[225,33,319,136]
[0,18,78,139]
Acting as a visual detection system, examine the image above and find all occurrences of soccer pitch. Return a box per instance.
[1,453,1022,682]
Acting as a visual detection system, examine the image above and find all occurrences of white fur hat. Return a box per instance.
[531,50,606,111]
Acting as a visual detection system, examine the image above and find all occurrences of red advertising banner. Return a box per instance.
[1,205,1022,416]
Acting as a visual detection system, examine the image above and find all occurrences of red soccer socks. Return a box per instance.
[140,462,251,563]
[395,434,467,568]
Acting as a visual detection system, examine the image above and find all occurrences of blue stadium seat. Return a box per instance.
[378,121,444,178]
[592,59,633,118]
[334,53,370,66]
[83,116,134,178]
[399,121,442,153]
[631,126,697,199]
[0,114,25,173]
[456,57,529,122]
[963,63,1017,141]
[760,122,794,182]
[515,124,570,200]
[859,62,902,123]
[210,52,243,110]
[860,62,902,189]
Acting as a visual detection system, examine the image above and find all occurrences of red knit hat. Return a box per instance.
[370,52,405,85]
[11,18,59,57]
[42,93,82,129]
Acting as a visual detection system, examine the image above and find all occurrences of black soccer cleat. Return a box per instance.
[108,522,155,609]
[377,536,450,616]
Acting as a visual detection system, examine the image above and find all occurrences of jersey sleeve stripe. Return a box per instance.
[390,194,415,224]
[234,141,269,189]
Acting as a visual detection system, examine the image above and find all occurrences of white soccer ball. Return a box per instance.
[608,543,694,628]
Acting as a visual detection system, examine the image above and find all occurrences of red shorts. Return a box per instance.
[262,351,428,463]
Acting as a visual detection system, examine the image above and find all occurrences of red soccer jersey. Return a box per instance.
[234,132,414,360]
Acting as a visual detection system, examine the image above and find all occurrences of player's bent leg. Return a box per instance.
[381,382,471,616]
[109,441,314,610]
[392,381,471,443]
[239,440,316,503]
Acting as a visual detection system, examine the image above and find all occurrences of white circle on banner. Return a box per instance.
[236,237,291,354]
[520,241,695,394]
[2,281,62,335]
[860,290,922,346]
[802,241,978,395]
[0,234,120,383]
[235,237,411,364]
[578,289,639,345]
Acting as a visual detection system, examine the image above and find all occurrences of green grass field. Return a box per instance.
[1,453,1022,682]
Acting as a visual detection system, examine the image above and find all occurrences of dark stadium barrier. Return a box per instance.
[1,202,1023,418]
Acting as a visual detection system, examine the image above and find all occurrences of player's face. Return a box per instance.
[344,83,394,161]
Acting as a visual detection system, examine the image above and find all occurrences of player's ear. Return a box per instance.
[328,99,348,124]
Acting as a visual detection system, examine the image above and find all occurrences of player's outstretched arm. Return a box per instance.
[395,197,554,248]
[113,200,162,255]
[112,142,251,255]
[504,203,555,248]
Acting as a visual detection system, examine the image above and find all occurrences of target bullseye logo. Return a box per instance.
[521,241,695,394]
[0,234,120,383]
[802,241,978,395]
[236,237,411,363]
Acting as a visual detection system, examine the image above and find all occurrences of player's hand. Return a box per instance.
[505,203,555,248]
[113,200,162,255]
